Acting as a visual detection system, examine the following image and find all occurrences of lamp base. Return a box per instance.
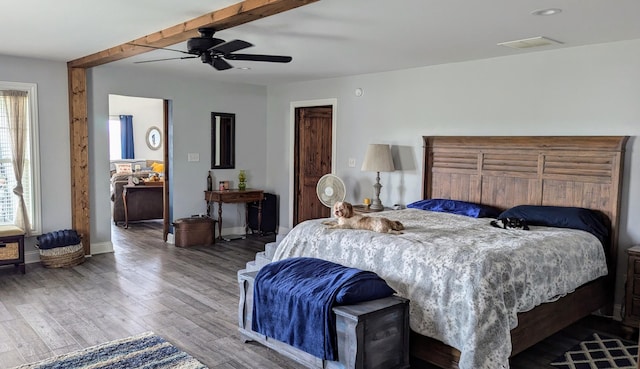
[370,172,384,211]
[369,200,384,211]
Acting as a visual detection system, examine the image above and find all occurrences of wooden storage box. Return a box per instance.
[173,217,216,247]
[238,270,410,369]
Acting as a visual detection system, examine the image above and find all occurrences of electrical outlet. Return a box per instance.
[188,153,200,162]
[348,158,356,167]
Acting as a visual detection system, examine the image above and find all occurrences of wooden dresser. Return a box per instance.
[623,245,640,330]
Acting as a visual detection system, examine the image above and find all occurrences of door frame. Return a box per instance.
[107,95,171,241]
[288,98,337,229]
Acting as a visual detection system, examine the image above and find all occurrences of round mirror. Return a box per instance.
[146,126,162,150]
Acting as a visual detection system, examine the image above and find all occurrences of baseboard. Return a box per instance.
[227,226,289,238]
[592,303,623,322]
[219,226,250,238]
[91,241,114,255]
[277,226,290,237]
[613,303,623,321]
[24,250,41,264]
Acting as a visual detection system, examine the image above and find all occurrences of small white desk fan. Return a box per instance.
[316,174,346,209]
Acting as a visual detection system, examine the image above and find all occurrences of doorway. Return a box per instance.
[289,99,337,227]
[108,95,170,240]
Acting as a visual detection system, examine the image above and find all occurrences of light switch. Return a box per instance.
[188,153,200,162]
[348,158,356,167]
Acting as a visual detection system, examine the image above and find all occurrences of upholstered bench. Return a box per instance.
[238,270,410,369]
[0,225,25,274]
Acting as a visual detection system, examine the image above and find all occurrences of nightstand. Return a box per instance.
[352,204,394,214]
[623,245,640,330]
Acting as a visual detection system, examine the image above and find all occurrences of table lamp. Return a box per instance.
[361,144,395,211]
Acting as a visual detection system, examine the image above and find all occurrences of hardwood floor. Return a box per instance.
[0,221,635,369]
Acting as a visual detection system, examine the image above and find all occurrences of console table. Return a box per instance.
[122,184,164,229]
[205,189,264,240]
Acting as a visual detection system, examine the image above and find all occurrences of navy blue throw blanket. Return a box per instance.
[37,229,81,250]
[252,257,395,360]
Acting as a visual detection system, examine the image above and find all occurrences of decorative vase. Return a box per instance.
[238,170,247,190]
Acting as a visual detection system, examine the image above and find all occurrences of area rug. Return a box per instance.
[550,333,638,369]
[11,331,208,369]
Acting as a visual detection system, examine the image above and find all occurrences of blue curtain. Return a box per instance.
[120,115,134,159]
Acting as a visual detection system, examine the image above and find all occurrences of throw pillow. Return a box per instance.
[114,163,132,174]
[151,162,164,173]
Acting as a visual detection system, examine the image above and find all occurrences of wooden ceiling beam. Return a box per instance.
[68,0,318,68]
[66,0,318,254]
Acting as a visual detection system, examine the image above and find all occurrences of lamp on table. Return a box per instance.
[361,144,395,211]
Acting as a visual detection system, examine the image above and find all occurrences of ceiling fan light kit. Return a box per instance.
[133,28,292,71]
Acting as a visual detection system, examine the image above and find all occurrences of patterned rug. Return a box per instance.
[550,333,638,369]
[11,331,208,369]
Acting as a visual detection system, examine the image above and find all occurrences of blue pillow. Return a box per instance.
[335,277,395,305]
[407,198,502,218]
[497,205,610,245]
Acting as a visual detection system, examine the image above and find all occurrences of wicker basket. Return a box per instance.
[39,243,85,268]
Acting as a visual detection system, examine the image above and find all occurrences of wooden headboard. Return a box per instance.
[422,136,628,276]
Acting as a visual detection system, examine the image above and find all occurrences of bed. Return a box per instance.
[272,136,628,369]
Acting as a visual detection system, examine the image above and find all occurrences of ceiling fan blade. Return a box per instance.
[134,56,198,64]
[225,54,292,63]
[212,57,233,70]
[210,40,253,54]
[128,43,191,55]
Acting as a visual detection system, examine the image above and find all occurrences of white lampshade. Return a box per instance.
[361,144,395,172]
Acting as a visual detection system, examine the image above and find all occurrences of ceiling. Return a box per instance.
[3,0,640,85]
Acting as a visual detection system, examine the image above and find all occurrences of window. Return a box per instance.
[109,117,122,160]
[0,82,41,235]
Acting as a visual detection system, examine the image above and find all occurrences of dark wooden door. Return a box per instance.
[294,106,332,225]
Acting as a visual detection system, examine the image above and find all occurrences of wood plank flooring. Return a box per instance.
[0,221,635,369]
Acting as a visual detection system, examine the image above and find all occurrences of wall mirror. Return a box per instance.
[211,112,235,169]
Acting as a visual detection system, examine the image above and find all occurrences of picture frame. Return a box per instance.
[146,126,162,150]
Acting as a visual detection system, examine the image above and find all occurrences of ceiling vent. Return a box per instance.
[497,36,563,49]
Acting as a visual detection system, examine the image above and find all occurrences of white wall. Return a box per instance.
[2,37,638,311]
[108,94,164,162]
[89,65,268,248]
[266,38,640,311]
[0,55,72,258]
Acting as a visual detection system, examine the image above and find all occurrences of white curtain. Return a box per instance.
[0,90,30,234]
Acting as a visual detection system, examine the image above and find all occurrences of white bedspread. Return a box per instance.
[272,209,608,369]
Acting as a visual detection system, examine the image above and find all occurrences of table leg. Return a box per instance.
[245,203,249,236]
[258,200,263,236]
[217,200,223,240]
[122,190,129,229]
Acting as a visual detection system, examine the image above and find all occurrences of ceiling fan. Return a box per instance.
[131,28,292,70]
